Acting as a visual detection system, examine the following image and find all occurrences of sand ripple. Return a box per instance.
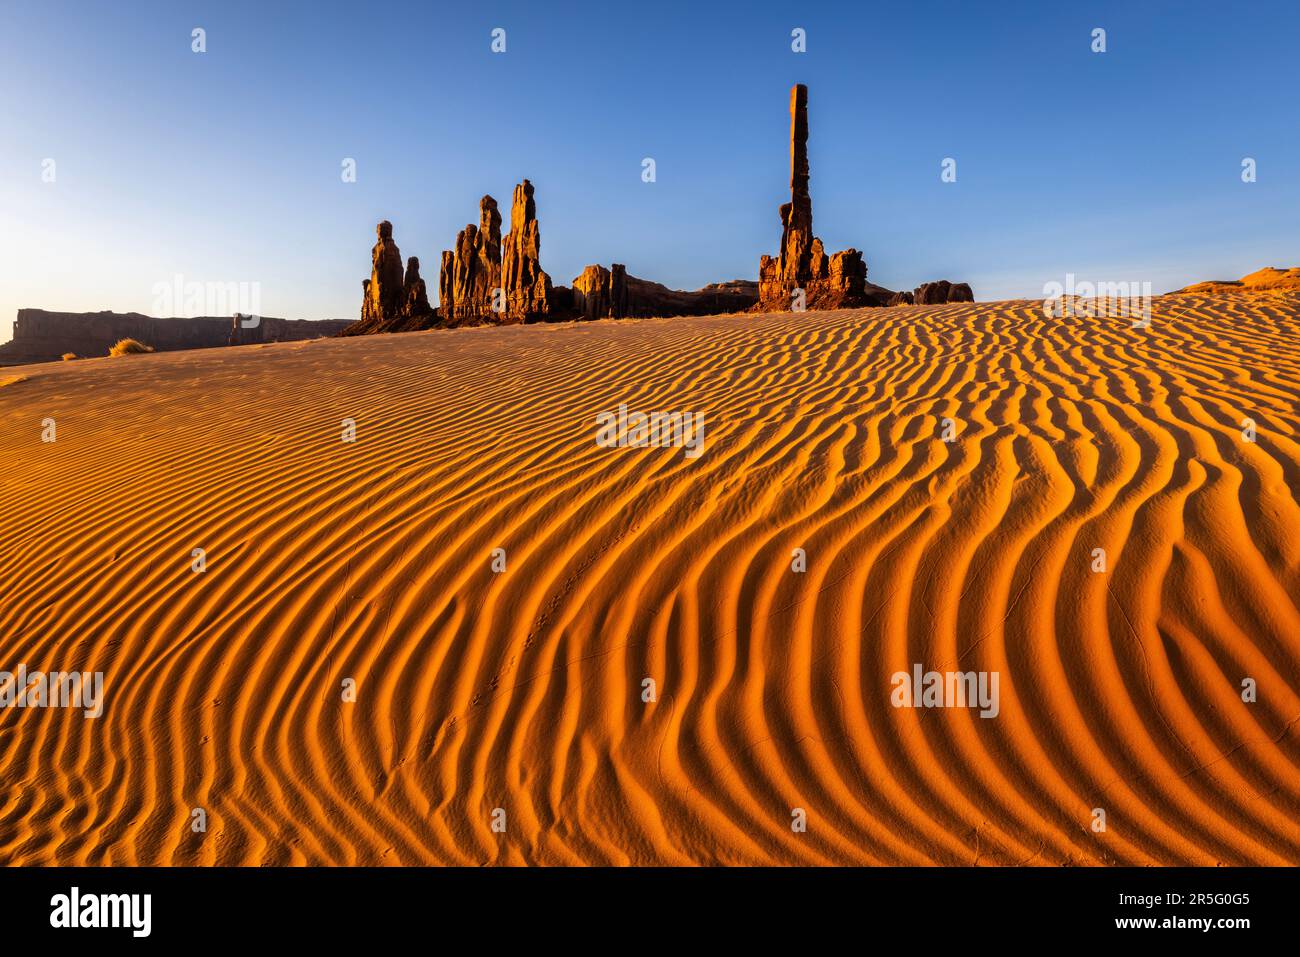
[1,293,1298,864]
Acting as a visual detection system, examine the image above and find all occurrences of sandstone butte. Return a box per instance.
[340,84,975,337]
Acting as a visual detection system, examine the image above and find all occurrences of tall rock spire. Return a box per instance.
[501,179,553,322]
[360,220,405,321]
[758,84,869,311]
[779,83,813,283]
[401,256,432,318]
[439,196,503,325]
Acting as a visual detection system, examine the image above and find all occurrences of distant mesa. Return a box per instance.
[340,81,978,337]
[0,309,350,367]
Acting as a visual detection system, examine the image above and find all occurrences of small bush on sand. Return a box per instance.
[61,352,78,361]
[109,338,154,357]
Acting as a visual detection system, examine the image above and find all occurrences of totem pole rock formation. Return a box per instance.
[360,220,405,322]
[757,84,870,311]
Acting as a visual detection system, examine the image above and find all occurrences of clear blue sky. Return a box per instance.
[2,0,1297,341]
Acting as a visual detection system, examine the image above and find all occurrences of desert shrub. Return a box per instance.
[108,338,155,357]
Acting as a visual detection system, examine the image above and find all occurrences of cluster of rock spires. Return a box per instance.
[349,221,436,335]
[343,182,755,336]
[341,83,972,337]
[425,181,556,325]
[349,183,560,335]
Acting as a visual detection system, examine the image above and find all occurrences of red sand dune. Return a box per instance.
[1,292,1298,864]
[1173,267,1300,295]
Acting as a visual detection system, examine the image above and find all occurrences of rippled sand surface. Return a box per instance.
[2,293,1298,864]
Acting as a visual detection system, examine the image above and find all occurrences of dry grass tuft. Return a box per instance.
[108,338,155,357]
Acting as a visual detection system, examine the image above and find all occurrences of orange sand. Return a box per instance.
[1,292,1298,865]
